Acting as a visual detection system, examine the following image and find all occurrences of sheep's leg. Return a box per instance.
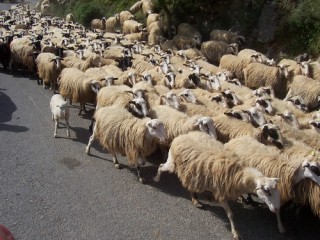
[86,124,96,155]
[65,119,70,137]
[153,150,175,182]
[191,192,203,208]
[54,119,59,138]
[276,209,286,234]
[212,201,240,240]
[113,155,120,169]
[78,104,83,116]
[136,166,146,184]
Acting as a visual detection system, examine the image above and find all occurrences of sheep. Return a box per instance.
[284,75,320,110]
[91,17,106,31]
[119,11,133,26]
[209,29,245,46]
[124,30,148,42]
[36,52,62,92]
[212,114,284,148]
[244,63,289,99]
[309,61,320,81]
[86,106,167,183]
[219,54,261,83]
[171,35,200,50]
[177,23,202,44]
[278,58,310,84]
[200,40,238,65]
[122,20,143,35]
[141,0,154,16]
[62,53,101,71]
[129,0,144,14]
[177,48,205,61]
[58,68,103,115]
[224,136,320,233]
[95,85,148,117]
[238,49,276,66]
[148,105,217,144]
[65,13,74,23]
[154,131,280,240]
[106,14,120,33]
[50,94,70,138]
[146,13,160,32]
[148,21,166,45]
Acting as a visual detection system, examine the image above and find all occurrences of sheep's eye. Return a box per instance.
[268,129,279,140]
[259,100,268,108]
[184,93,189,97]
[136,104,142,110]
[263,188,271,196]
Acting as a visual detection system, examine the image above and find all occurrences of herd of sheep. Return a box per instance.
[1,1,320,239]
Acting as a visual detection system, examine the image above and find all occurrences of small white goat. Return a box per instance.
[50,94,70,138]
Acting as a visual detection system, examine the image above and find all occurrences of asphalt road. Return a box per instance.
[1,1,319,240]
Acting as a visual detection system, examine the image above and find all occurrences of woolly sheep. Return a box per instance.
[91,17,106,31]
[36,52,62,92]
[177,23,202,45]
[122,20,143,35]
[238,49,275,66]
[224,136,320,233]
[244,63,289,99]
[50,94,70,138]
[62,53,101,71]
[213,114,284,148]
[119,11,134,26]
[58,68,103,115]
[219,54,260,83]
[86,106,167,183]
[309,61,320,81]
[141,0,154,16]
[200,40,238,65]
[154,131,280,240]
[146,13,160,32]
[148,105,217,144]
[209,29,245,46]
[284,75,320,110]
[106,14,120,33]
[65,13,74,23]
[129,0,144,14]
[278,58,310,84]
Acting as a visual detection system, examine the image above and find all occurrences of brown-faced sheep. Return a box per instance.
[154,131,280,240]
[86,106,167,183]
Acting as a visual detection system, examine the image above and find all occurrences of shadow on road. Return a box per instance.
[0,89,17,123]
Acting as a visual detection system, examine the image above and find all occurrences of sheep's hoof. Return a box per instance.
[85,148,90,155]
[54,134,57,138]
[139,177,146,184]
[192,200,203,208]
[114,163,121,169]
[153,175,160,182]
[233,234,241,240]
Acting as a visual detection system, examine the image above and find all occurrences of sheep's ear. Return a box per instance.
[160,95,168,105]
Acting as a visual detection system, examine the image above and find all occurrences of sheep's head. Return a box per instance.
[51,56,62,69]
[243,107,267,127]
[127,72,137,86]
[140,72,153,84]
[298,60,311,77]
[193,117,217,139]
[277,110,300,129]
[298,159,320,185]
[211,93,229,108]
[222,89,242,107]
[100,76,117,87]
[205,74,221,91]
[128,97,148,118]
[160,91,180,110]
[286,96,308,112]
[277,64,289,79]
[215,71,228,82]
[260,123,284,149]
[310,119,320,133]
[254,175,280,213]
[145,119,167,143]
[164,72,176,89]
[58,101,69,110]
[255,97,274,115]
[224,109,250,123]
[252,86,275,98]
[179,89,198,103]
[89,80,102,93]
[228,43,239,55]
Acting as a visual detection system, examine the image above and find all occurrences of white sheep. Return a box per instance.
[119,11,134,26]
[86,106,167,183]
[200,40,238,65]
[224,136,320,233]
[105,14,120,33]
[219,54,260,83]
[62,53,101,71]
[65,13,74,23]
[154,131,280,240]
[36,52,62,92]
[278,58,310,84]
[58,67,103,115]
[122,20,143,35]
[50,94,70,138]
[238,48,275,66]
[284,75,320,110]
[244,63,289,99]
[91,17,106,31]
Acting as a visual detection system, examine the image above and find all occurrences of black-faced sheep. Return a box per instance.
[86,106,167,183]
[154,131,280,240]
